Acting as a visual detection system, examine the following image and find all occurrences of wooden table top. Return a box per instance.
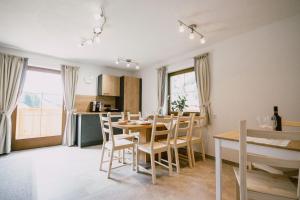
[214,131,300,152]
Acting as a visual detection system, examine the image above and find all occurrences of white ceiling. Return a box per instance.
[0,0,299,69]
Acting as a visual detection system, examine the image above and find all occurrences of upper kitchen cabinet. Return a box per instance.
[98,74,120,96]
[118,76,142,113]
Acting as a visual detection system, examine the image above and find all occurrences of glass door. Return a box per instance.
[12,67,64,150]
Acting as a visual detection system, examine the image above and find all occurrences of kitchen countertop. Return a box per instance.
[73,111,121,115]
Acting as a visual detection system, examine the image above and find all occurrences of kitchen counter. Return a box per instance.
[74,112,104,115]
[74,112,123,147]
[73,111,121,115]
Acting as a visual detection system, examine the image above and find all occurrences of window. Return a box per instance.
[168,67,199,113]
[16,67,63,139]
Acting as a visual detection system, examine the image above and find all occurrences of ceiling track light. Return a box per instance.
[115,57,140,70]
[178,20,206,44]
[79,7,106,47]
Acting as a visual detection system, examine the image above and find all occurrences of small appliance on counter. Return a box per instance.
[90,101,102,112]
[103,104,119,112]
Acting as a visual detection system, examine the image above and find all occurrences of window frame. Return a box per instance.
[12,66,65,150]
[167,67,200,115]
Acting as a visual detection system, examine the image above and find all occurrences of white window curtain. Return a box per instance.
[194,53,211,124]
[61,65,79,146]
[0,53,28,154]
[157,66,167,115]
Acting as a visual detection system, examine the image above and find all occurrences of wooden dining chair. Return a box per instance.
[160,114,194,173]
[107,112,135,163]
[188,115,206,167]
[234,120,300,200]
[136,115,174,184]
[99,115,136,178]
[127,112,142,120]
[127,112,142,139]
[252,119,300,176]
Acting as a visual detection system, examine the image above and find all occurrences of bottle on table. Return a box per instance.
[271,106,282,131]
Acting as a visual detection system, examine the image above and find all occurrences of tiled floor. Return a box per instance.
[0,145,236,200]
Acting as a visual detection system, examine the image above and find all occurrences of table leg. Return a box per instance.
[215,138,222,200]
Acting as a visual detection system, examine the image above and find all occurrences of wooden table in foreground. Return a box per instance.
[111,122,166,163]
[213,131,300,200]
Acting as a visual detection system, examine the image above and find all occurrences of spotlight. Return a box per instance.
[94,27,102,34]
[189,31,195,40]
[200,37,206,44]
[179,24,184,32]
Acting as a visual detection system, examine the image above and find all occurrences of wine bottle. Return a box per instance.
[271,106,282,131]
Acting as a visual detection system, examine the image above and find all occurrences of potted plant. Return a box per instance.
[171,95,188,115]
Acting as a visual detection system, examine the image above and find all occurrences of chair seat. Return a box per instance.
[233,167,298,199]
[114,134,135,140]
[159,138,187,146]
[105,139,135,150]
[177,136,202,142]
[138,142,168,154]
[129,131,140,138]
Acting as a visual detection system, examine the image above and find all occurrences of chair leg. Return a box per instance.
[174,146,180,174]
[235,178,240,200]
[150,152,156,184]
[167,148,173,176]
[190,142,196,167]
[99,145,105,171]
[118,150,121,163]
[158,152,161,163]
[132,146,135,171]
[122,149,125,164]
[186,144,193,168]
[201,141,206,161]
[107,149,114,179]
[136,148,140,173]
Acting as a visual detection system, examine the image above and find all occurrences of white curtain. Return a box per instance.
[157,66,167,115]
[0,53,27,154]
[194,53,211,124]
[61,65,79,146]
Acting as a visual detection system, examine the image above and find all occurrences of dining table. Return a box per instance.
[214,130,300,200]
[111,116,206,163]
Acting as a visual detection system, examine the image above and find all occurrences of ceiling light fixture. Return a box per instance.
[116,58,140,70]
[200,37,206,44]
[179,22,185,32]
[178,20,206,44]
[189,31,195,40]
[79,7,106,47]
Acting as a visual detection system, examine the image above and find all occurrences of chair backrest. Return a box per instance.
[99,114,115,146]
[189,115,206,139]
[127,112,142,120]
[150,115,174,149]
[282,120,300,128]
[239,120,300,200]
[107,112,125,120]
[173,113,195,142]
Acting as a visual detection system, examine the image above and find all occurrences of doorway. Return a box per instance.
[12,66,64,150]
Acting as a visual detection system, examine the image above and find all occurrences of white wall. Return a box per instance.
[139,14,300,162]
[0,46,134,95]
